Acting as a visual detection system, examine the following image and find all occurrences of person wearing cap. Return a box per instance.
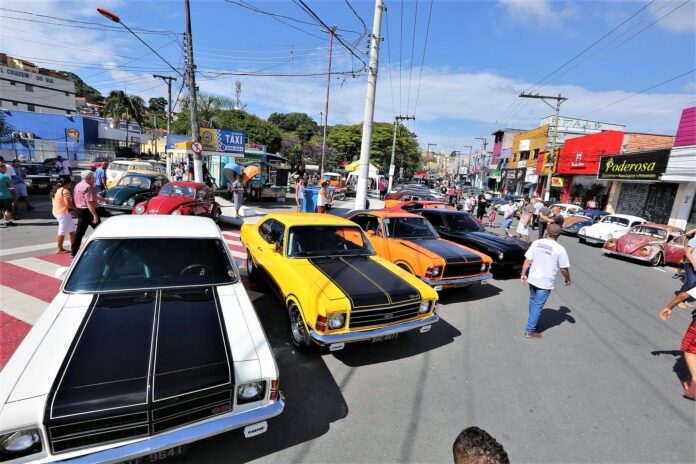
[520,223,571,339]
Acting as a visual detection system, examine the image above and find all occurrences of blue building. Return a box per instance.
[1,109,84,161]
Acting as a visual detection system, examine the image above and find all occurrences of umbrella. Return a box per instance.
[222,162,242,184]
[241,165,261,185]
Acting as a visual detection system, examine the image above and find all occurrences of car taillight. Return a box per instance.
[315,315,327,332]
[270,380,279,401]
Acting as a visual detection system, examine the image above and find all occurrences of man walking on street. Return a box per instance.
[539,204,563,239]
[501,199,515,237]
[295,177,305,212]
[95,162,108,192]
[231,175,244,219]
[71,170,102,257]
[0,163,16,227]
[532,198,543,230]
[521,223,571,339]
[11,159,33,213]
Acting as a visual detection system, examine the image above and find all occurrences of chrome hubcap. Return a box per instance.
[290,307,304,342]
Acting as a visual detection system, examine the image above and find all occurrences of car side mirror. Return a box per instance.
[366,230,376,237]
[55,266,69,280]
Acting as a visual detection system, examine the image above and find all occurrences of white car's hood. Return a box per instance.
[583,223,626,237]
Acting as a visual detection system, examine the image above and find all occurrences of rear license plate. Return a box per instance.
[480,279,489,285]
[119,446,184,464]
[372,333,399,343]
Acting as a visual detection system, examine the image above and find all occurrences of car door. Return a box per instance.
[254,219,284,271]
[194,189,208,216]
[665,234,686,263]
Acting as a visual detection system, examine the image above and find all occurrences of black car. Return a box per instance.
[417,209,530,274]
[22,163,60,192]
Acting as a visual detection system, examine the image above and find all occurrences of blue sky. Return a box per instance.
[1,0,694,151]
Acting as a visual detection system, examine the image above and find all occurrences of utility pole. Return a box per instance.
[234,81,245,111]
[519,92,567,201]
[355,0,384,210]
[475,137,488,188]
[184,0,202,183]
[152,74,176,135]
[320,25,337,178]
[387,115,415,192]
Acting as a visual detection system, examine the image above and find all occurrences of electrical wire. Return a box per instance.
[406,0,419,116]
[0,14,179,36]
[412,0,434,121]
[384,2,396,117]
[223,0,326,41]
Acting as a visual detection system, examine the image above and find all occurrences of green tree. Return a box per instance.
[0,112,14,143]
[148,97,167,114]
[268,112,319,136]
[103,91,146,147]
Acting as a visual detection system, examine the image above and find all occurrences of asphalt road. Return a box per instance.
[1,196,694,463]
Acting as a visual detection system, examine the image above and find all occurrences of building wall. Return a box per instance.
[0,64,76,115]
[557,130,625,175]
[0,110,84,161]
[668,182,696,228]
[674,106,696,147]
[615,183,679,225]
[622,133,675,153]
[509,125,549,169]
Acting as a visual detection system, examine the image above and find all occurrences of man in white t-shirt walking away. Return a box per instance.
[520,223,571,339]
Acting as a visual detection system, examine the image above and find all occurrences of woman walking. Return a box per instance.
[476,193,487,221]
[231,175,244,219]
[317,181,330,213]
[51,176,76,254]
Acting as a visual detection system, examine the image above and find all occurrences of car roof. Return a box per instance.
[121,172,164,179]
[90,216,221,239]
[605,214,646,221]
[353,209,422,219]
[636,223,684,232]
[266,212,359,226]
[579,209,608,214]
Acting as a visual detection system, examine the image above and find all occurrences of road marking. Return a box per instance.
[0,285,49,325]
[0,241,56,258]
[0,261,62,303]
[652,267,667,273]
[9,257,62,278]
[0,312,31,370]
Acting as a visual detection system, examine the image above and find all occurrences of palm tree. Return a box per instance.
[180,93,233,128]
[103,91,146,149]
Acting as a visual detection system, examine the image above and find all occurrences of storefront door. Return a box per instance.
[616,183,678,224]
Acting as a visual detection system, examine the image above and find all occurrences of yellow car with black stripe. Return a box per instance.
[241,213,439,352]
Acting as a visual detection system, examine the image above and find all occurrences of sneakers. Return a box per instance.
[4,221,15,227]
[525,332,542,339]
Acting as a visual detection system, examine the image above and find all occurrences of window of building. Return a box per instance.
[520,151,530,160]
[9,81,16,86]
[27,104,36,112]
[12,102,18,106]
[25,84,33,92]
[65,92,70,96]
[533,148,540,160]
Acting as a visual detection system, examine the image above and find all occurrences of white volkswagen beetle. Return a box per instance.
[577,213,647,245]
[0,216,283,463]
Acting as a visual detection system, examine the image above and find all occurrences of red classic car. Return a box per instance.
[133,181,222,222]
[603,223,686,266]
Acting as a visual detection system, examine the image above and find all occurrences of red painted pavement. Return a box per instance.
[0,262,62,303]
[37,253,74,266]
[0,312,31,371]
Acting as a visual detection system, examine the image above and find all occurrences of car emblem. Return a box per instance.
[409,294,418,299]
[384,313,394,319]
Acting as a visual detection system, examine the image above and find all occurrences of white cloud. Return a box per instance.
[497,0,578,27]
[650,0,696,32]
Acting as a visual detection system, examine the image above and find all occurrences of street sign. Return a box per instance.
[66,128,80,141]
[192,141,203,154]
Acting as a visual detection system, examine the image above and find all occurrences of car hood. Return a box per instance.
[145,194,192,214]
[614,234,663,254]
[444,230,529,253]
[583,223,626,237]
[563,217,590,227]
[564,219,592,230]
[398,238,482,264]
[103,185,146,205]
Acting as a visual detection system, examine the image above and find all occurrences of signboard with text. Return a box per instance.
[598,149,670,181]
[200,128,245,153]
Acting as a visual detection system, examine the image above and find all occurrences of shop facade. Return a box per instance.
[662,106,696,229]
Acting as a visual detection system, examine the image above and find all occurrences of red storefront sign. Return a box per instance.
[557,130,624,175]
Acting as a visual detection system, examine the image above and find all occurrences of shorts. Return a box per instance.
[503,218,513,229]
[13,183,27,197]
[317,205,326,214]
[681,319,696,354]
[55,214,77,236]
[0,198,11,212]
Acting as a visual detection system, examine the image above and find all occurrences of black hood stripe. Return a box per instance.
[341,257,420,305]
[48,287,232,420]
[404,239,481,265]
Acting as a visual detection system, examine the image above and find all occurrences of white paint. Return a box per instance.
[0,285,48,324]
[9,257,61,278]
[0,241,55,257]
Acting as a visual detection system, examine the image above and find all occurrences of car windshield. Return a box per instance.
[601,216,629,227]
[445,214,483,232]
[65,238,236,292]
[287,225,374,257]
[631,226,667,239]
[118,176,151,189]
[384,217,438,239]
[160,184,196,198]
[23,165,48,175]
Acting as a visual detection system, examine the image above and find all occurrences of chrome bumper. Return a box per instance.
[578,234,605,244]
[99,203,133,212]
[421,272,493,287]
[603,249,652,262]
[57,399,285,464]
[309,314,439,345]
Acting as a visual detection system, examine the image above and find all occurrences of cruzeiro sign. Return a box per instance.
[598,149,670,181]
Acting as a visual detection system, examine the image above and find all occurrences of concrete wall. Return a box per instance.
[0,65,76,114]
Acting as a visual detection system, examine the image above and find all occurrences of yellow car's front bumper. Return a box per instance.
[309,314,439,346]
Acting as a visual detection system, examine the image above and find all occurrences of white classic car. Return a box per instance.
[577,213,647,245]
[0,216,284,463]
[551,203,582,218]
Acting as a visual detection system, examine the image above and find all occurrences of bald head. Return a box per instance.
[547,223,562,239]
[551,206,561,215]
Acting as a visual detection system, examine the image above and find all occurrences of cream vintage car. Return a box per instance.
[0,216,283,463]
[577,213,647,245]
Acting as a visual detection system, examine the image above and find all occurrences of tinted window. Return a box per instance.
[601,216,629,227]
[351,214,382,235]
[421,212,445,229]
[259,220,274,243]
[384,217,438,239]
[442,213,483,232]
[287,225,374,257]
[65,238,236,292]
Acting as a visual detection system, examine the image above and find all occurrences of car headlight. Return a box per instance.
[237,381,265,404]
[639,247,650,256]
[0,428,42,459]
[419,300,433,314]
[578,227,587,235]
[328,313,346,330]
[172,209,182,215]
[498,252,504,261]
[570,226,577,231]
[126,198,136,206]
[480,262,487,272]
[432,266,441,277]
[606,240,614,248]
[135,204,146,215]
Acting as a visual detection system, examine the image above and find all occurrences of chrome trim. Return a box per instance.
[309,314,439,345]
[421,272,493,287]
[56,399,284,463]
[99,204,134,212]
[602,249,653,262]
[578,234,605,244]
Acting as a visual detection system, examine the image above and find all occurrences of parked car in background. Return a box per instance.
[21,162,60,192]
[577,214,647,245]
[89,157,110,171]
[133,181,222,222]
[603,223,686,266]
[98,172,168,214]
[384,191,440,208]
[385,200,452,212]
[562,209,609,235]
[347,210,493,291]
[0,216,283,463]
[105,160,155,188]
[551,203,582,218]
[416,209,530,274]
[241,213,439,351]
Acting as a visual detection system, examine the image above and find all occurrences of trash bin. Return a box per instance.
[302,186,320,212]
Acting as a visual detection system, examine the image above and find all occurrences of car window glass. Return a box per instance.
[422,213,444,228]
[119,176,151,189]
[270,221,286,248]
[259,220,274,243]
[672,235,686,245]
[161,184,196,198]
[384,217,438,238]
[287,225,374,257]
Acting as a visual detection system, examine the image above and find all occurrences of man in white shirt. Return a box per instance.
[55,156,70,176]
[532,198,543,229]
[501,199,516,237]
[520,223,571,339]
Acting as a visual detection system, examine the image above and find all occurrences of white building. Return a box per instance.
[0,63,76,115]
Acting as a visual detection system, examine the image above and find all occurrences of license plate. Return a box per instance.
[119,446,184,464]
[480,279,489,285]
[372,333,399,343]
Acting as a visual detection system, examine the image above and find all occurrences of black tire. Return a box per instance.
[397,263,413,274]
[650,252,663,267]
[246,249,257,278]
[213,207,222,223]
[288,301,312,351]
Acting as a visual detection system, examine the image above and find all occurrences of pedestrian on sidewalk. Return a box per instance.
[520,223,571,339]
[532,198,543,230]
[476,192,487,221]
[11,160,34,213]
[54,155,70,177]
[448,186,456,206]
[51,176,76,253]
[659,283,696,401]
[0,163,15,227]
[317,181,329,213]
[501,199,515,237]
[71,170,102,257]
[231,175,244,219]
[174,164,183,181]
[295,177,305,212]
[378,178,387,200]
[95,161,108,192]
[488,208,496,228]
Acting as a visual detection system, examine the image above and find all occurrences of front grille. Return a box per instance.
[441,262,482,278]
[48,389,234,454]
[349,301,421,329]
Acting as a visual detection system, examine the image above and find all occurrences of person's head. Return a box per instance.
[298,177,304,185]
[546,223,562,240]
[101,161,109,169]
[543,201,551,207]
[551,206,561,215]
[453,427,509,464]
[507,199,513,205]
[57,155,63,161]
[456,204,463,211]
[321,181,328,188]
[524,197,530,205]
[12,159,20,167]
[81,170,96,185]
[0,162,6,174]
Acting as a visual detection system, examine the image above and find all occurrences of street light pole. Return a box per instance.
[184,0,202,183]
[387,115,415,192]
[152,74,176,135]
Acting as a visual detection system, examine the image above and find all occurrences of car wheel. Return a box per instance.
[397,263,413,274]
[213,207,222,223]
[650,252,663,267]
[288,301,312,351]
[246,249,257,277]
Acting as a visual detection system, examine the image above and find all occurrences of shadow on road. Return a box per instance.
[537,305,576,333]
[651,350,690,386]
[437,282,502,305]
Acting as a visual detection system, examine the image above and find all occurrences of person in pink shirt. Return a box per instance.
[71,170,101,257]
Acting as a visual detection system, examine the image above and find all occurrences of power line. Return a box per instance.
[384,2,396,117]
[405,0,419,116]
[412,0,434,120]
[344,0,368,34]
[0,13,178,36]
